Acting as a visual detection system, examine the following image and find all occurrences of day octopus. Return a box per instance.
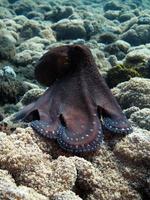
[14,45,132,153]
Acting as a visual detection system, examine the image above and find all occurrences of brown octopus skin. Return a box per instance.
[14,45,133,153]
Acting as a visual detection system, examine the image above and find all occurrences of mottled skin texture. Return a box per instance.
[14,45,132,153]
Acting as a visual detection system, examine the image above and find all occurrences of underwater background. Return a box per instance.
[0,0,149,200]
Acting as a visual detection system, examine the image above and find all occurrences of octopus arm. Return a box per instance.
[91,76,133,134]
[51,77,102,153]
[57,103,103,153]
[14,102,36,122]
[30,80,103,151]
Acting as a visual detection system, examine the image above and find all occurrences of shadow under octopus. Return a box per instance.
[14,45,132,153]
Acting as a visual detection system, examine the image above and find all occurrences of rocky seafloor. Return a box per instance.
[0,0,149,199]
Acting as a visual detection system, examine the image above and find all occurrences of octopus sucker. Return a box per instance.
[14,44,132,153]
[31,120,58,139]
[57,125,103,153]
[102,117,133,134]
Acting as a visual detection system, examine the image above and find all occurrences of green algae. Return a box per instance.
[106,64,142,87]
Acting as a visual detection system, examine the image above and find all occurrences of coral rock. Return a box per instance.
[112,77,150,109]
[52,19,87,40]
[0,169,48,200]
[130,108,150,131]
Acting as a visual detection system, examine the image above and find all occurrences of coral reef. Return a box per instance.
[45,6,74,22]
[0,126,149,199]
[20,88,45,106]
[0,77,27,105]
[130,108,150,131]
[0,128,77,197]
[52,19,87,40]
[0,29,16,60]
[112,77,150,109]
[114,127,150,198]
[0,169,48,200]
[52,191,82,200]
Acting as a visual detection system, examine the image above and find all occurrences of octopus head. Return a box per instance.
[35,45,93,86]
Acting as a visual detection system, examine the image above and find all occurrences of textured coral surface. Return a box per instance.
[0,126,149,200]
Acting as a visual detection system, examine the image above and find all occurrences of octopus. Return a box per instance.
[14,45,133,153]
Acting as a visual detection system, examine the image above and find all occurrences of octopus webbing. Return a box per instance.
[14,45,133,153]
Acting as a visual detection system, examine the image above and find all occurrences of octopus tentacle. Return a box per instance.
[57,113,103,153]
[49,68,103,152]
[14,102,36,122]
[57,124,103,153]
[31,120,59,139]
[97,92,133,134]
[102,117,132,134]
[88,74,132,134]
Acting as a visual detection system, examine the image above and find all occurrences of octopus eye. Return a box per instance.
[34,46,71,87]
[64,56,69,64]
